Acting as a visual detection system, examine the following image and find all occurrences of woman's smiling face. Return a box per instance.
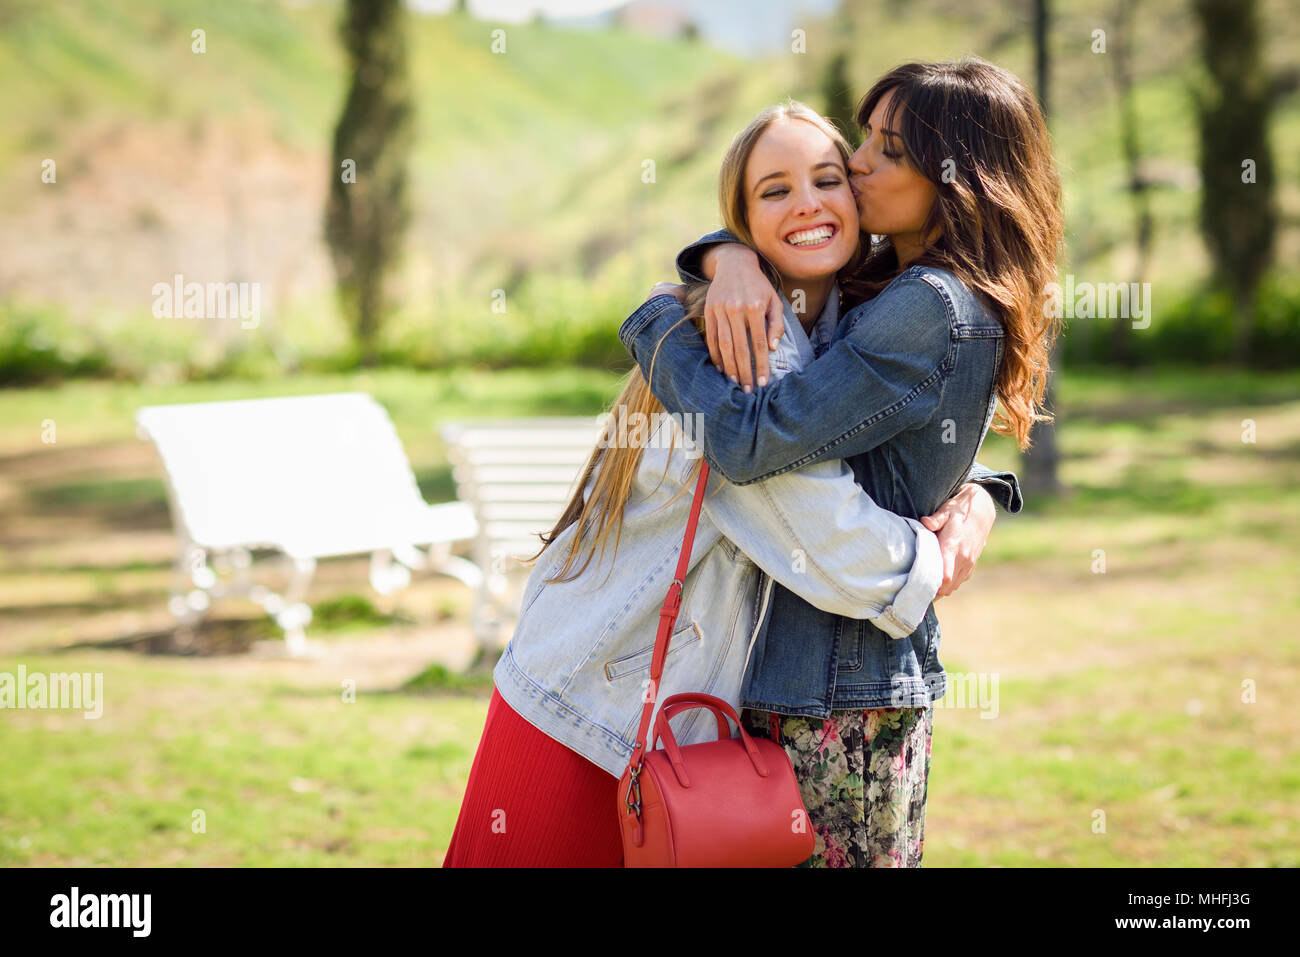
[743,118,859,286]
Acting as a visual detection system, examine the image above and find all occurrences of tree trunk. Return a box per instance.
[1110,0,1154,365]
[324,0,414,367]
[1021,0,1063,499]
[1192,0,1277,364]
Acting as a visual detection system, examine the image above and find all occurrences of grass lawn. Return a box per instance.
[1,364,1297,866]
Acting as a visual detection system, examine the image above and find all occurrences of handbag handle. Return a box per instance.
[656,694,731,742]
[624,461,712,779]
[652,692,771,788]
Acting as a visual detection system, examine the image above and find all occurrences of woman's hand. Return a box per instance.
[921,483,996,598]
[699,244,784,393]
[648,281,686,301]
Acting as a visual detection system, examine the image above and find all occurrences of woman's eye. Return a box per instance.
[883,150,903,161]
[764,179,842,198]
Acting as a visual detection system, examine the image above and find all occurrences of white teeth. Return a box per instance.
[787,226,833,246]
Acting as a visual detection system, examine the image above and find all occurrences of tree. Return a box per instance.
[820,5,859,145]
[1108,0,1154,365]
[324,0,414,366]
[1192,0,1278,362]
[1020,0,1063,498]
[821,49,859,145]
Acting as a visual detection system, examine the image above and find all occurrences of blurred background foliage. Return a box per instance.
[0,0,1296,387]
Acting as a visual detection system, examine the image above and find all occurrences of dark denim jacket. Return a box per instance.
[616,229,1021,716]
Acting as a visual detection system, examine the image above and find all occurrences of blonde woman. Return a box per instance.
[443,99,1011,867]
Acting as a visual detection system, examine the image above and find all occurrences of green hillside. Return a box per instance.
[1,0,795,378]
[1,0,1297,382]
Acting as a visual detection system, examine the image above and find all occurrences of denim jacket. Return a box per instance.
[617,229,1022,716]
[494,288,947,778]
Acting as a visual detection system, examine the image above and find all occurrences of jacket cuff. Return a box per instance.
[618,294,684,352]
[875,518,943,638]
[675,229,736,284]
[966,466,1023,514]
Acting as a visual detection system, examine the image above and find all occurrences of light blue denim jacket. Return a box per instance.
[494,285,945,777]
[617,229,1022,716]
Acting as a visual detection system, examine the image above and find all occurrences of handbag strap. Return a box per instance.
[624,459,711,776]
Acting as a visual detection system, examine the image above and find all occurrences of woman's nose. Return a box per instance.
[792,185,823,216]
[849,142,871,177]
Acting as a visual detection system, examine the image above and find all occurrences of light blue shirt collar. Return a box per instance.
[777,282,839,366]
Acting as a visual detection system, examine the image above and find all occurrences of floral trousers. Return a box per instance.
[740,705,934,868]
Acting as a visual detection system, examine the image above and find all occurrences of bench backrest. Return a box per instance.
[440,417,607,566]
[137,393,428,551]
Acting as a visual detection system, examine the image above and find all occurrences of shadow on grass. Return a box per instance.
[0,592,172,618]
[396,654,500,697]
[23,476,171,531]
[1017,475,1276,517]
[1068,393,1300,427]
[45,594,419,657]
[28,476,167,509]
[53,617,276,656]
[412,464,456,504]
[1062,367,1300,422]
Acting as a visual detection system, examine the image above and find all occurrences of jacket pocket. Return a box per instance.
[603,619,702,682]
[836,618,863,673]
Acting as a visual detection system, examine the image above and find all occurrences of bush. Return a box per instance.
[1061,271,1300,367]
[0,303,113,386]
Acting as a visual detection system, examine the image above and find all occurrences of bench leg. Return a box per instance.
[385,542,484,593]
[277,556,316,657]
[466,545,518,651]
[247,554,317,657]
[168,540,213,628]
[369,549,412,595]
[427,553,484,592]
[373,543,491,645]
[470,592,500,648]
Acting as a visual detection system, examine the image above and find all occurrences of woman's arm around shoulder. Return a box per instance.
[620,271,953,485]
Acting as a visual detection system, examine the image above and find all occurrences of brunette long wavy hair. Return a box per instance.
[842,58,1065,449]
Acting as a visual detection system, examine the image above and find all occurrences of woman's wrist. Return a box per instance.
[700,242,759,281]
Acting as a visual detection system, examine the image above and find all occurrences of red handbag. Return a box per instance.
[617,461,816,867]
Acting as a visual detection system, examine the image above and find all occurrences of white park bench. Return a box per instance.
[439,416,610,650]
[136,392,481,656]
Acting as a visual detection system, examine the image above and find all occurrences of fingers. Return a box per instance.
[948,553,973,594]
[920,512,947,531]
[723,301,757,391]
[704,302,722,372]
[935,546,957,599]
[715,304,740,386]
[704,287,781,391]
[931,502,960,597]
[930,495,985,599]
[747,306,770,388]
[921,494,957,531]
[766,292,784,353]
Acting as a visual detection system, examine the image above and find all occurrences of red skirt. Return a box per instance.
[442,685,625,867]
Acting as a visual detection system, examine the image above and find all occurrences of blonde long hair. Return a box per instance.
[528,100,860,584]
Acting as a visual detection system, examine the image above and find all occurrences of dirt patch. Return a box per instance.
[0,114,332,314]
